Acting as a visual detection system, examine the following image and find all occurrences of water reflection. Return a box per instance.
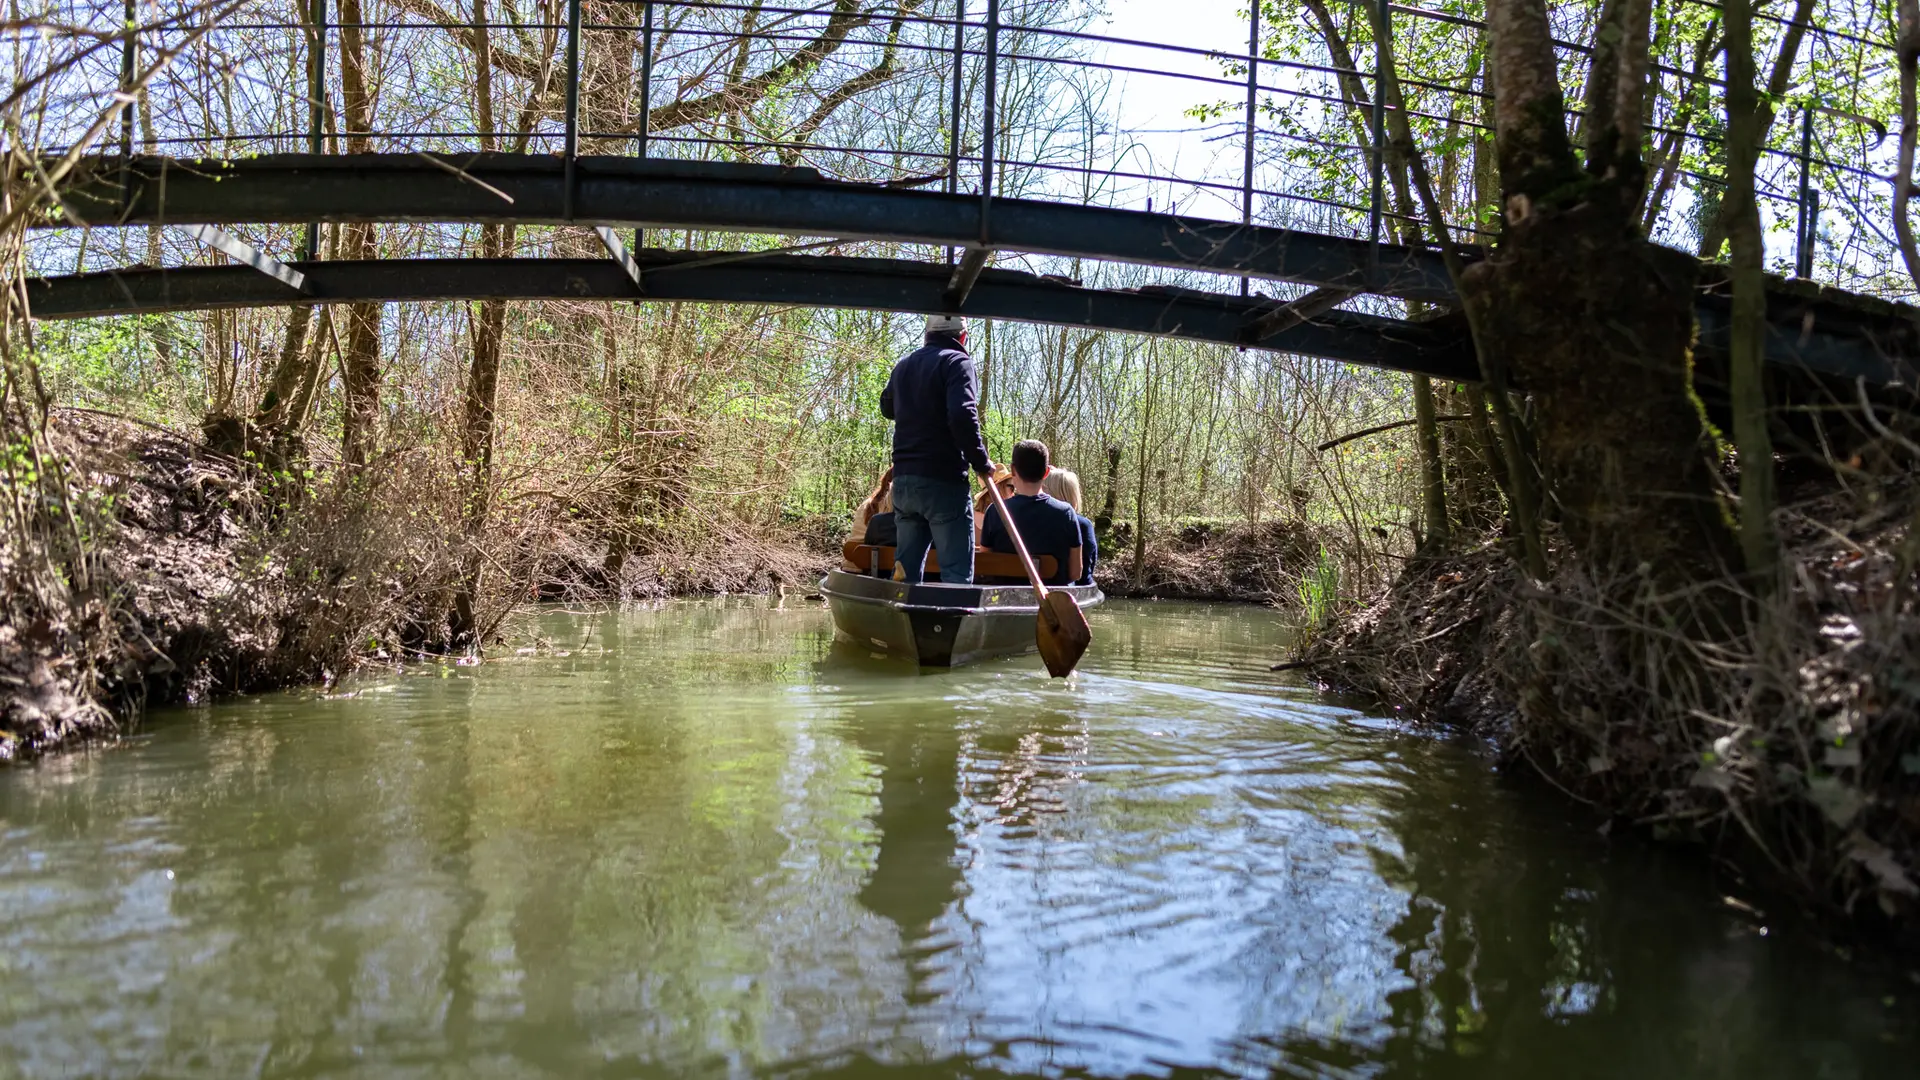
[843,703,966,999]
[0,598,1911,1079]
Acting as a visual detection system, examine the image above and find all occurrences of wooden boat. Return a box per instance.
[821,544,1105,668]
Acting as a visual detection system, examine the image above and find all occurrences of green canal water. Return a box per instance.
[1,598,1913,1078]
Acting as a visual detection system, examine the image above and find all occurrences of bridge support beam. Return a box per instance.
[54,155,1456,300]
[1243,287,1358,346]
[943,247,990,309]
[24,254,1481,381]
[185,224,309,294]
[40,156,1920,387]
[593,226,644,293]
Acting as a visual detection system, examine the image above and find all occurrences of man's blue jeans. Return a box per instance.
[891,473,975,584]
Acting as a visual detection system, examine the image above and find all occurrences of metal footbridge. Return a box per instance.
[19,0,1919,386]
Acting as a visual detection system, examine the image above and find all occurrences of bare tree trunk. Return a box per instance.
[1895,0,1920,290]
[1371,6,1541,574]
[1097,445,1120,530]
[1724,0,1779,584]
[1130,347,1158,588]
[1693,0,1817,258]
[336,0,381,468]
[256,305,313,428]
[338,297,382,468]
[288,304,333,429]
[1413,375,1449,552]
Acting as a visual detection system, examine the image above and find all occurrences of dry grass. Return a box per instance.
[0,411,490,758]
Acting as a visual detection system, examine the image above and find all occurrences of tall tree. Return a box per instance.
[336,0,382,468]
[1723,0,1779,583]
[1464,0,1731,577]
[1693,0,1818,259]
[451,0,557,643]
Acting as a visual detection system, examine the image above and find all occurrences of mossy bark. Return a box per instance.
[1459,210,1729,577]
[1472,0,1733,579]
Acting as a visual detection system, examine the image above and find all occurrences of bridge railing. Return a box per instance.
[17,0,1908,302]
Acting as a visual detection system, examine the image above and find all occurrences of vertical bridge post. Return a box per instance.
[946,0,965,267]
[117,0,135,215]
[563,0,582,220]
[980,0,998,248]
[1241,0,1259,296]
[305,0,327,260]
[1796,105,1817,278]
[118,0,135,158]
[635,0,654,252]
[946,0,997,313]
[1367,0,1388,283]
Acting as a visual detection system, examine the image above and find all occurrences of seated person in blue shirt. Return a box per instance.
[980,439,1083,587]
[1040,467,1098,586]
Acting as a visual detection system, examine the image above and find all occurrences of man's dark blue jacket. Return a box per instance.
[880,332,992,482]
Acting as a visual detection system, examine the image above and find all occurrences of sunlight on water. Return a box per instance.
[0,598,1912,1078]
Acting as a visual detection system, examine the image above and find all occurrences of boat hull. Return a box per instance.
[820,569,1105,668]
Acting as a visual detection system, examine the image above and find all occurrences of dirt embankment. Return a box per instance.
[0,414,826,761]
[2,412,466,759]
[525,526,833,602]
[1295,469,1920,940]
[1098,519,1331,603]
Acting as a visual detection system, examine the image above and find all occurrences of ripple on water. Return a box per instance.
[0,599,1912,1079]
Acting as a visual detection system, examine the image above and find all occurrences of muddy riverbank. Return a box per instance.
[1295,469,1920,945]
[0,414,829,761]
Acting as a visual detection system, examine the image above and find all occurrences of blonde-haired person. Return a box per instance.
[841,466,896,570]
[1039,466,1098,586]
[1039,467,1082,512]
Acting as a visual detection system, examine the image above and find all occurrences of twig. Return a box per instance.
[414,152,516,204]
[50,404,187,438]
[1855,376,1920,458]
[1317,414,1469,452]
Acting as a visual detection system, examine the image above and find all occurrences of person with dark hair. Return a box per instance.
[980,439,1083,587]
[879,315,995,584]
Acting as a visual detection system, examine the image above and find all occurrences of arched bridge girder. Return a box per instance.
[49,153,1460,301]
[23,255,1481,381]
[40,153,1920,387]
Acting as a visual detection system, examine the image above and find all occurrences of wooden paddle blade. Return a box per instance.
[1036,591,1092,677]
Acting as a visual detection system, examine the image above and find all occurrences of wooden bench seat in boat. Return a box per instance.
[842,542,1057,582]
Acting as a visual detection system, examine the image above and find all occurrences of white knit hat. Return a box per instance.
[925,314,966,335]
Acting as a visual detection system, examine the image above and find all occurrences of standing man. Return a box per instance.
[880,315,994,584]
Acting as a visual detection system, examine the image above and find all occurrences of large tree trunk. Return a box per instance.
[1895,0,1920,289]
[1467,0,1731,578]
[1413,375,1449,553]
[451,0,547,642]
[1461,215,1722,574]
[339,293,383,468]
